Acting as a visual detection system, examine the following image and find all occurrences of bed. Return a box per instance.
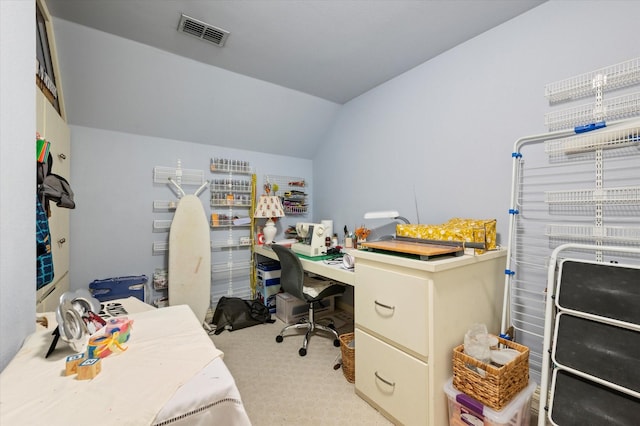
[0,297,252,425]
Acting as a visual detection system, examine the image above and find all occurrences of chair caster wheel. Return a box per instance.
[276,335,284,343]
[299,348,307,356]
[333,339,340,347]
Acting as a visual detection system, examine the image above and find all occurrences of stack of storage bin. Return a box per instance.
[256,260,281,313]
[444,378,536,426]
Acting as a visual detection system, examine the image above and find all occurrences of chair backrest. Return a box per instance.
[271,244,306,301]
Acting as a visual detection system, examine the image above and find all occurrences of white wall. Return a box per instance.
[313,0,640,243]
[47,17,330,301]
[51,18,340,160]
[69,126,312,301]
[0,0,36,371]
[3,0,640,371]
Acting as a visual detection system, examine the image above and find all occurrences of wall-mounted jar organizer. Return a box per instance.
[210,157,253,174]
[210,178,252,208]
[210,157,256,304]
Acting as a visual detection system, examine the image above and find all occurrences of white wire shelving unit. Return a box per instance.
[150,160,208,310]
[153,164,205,187]
[264,174,309,216]
[503,58,640,397]
[209,157,256,305]
[152,160,206,255]
[544,57,640,104]
[504,121,640,390]
[545,92,640,131]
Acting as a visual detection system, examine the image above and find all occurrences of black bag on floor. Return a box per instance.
[211,296,274,335]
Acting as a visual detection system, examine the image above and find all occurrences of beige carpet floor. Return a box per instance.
[210,310,393,426]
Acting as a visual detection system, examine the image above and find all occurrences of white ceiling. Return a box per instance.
[45,0,546,105]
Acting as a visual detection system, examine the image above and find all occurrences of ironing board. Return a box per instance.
[168,194,211,325]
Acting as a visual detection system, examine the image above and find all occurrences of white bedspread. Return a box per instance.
[1,303,226,425]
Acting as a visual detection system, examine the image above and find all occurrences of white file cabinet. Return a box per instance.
[352,249,506,426]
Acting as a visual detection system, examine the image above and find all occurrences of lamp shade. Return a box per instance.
[254,195,285,219]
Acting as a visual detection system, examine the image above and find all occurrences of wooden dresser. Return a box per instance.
[352,248,506,426]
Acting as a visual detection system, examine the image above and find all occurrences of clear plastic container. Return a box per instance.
[444,377,536,426]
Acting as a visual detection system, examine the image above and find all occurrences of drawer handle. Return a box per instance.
[374,300,395,311]
[58,153,67,160]
[374,371,395,388]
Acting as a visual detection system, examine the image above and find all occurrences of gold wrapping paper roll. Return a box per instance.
[396,218,496,254]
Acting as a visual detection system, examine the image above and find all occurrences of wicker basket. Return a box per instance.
[452,335,529,411]
[339,332,355,383]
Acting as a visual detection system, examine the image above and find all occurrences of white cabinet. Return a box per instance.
[352,249,506,426]
[35,90,71,313]
[35,0,71,313]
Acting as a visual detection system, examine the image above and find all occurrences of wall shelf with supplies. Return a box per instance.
[210,157,256,303]
[264,174,308,215]
[211,238,252,250]
[210,157,253,174]
[210,216,252,228]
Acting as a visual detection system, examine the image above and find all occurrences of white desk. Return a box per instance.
[351,247,507,426]
[253,244,355,286]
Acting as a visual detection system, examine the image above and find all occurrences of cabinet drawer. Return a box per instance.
[355,329,428,425]
[42,96,71,179]
[36,271,69,313]
[355,263,429,357]
[48,205,70,274]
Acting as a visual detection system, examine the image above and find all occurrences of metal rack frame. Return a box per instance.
[502,118,640,388]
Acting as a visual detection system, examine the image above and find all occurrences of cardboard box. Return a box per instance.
[275,292,335,324]
[444,378,536,426]
[256,277,281,313]
[257,269,281,281]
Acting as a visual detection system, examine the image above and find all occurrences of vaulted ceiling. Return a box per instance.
[46,0,546,104]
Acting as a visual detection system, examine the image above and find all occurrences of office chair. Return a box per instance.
[271,244,345,356]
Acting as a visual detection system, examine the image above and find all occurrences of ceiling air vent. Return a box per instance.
[178,14,229,47]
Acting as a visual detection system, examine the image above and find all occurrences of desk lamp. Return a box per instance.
[363,210,410,224]
[254,195,285,244]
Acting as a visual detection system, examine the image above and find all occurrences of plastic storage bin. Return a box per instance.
[89,275,147,302]
[256,260,282,313]
[444,377,536,426]
[275,292,335,323]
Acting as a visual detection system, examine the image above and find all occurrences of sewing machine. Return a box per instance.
[291,222,327,257]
